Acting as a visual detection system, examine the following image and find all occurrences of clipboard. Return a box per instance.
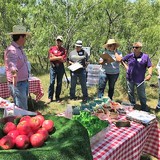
[100,53,115,63]
[68,62,83,72]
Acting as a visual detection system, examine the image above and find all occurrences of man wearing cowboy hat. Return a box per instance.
[4,25,30,110]
[68,40,89,102]
[98,39,122,100]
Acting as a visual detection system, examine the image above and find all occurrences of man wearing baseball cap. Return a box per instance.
[4,25,30,110]
[68,40,89,102]
[46,35,67,103]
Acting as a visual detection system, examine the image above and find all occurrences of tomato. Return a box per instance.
[30,133,44,147]
[29,117,42,132]
[3,122,16,134]
[0,135,15,150]
[20,115,31,123]
[37,127,48,141]
[17,121,32,135]
[15,135,30,149]
[42,120,54,132]
[35,115,45,126]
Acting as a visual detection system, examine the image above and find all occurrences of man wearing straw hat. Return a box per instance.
[4,25,30,110]
[98,39,122,100]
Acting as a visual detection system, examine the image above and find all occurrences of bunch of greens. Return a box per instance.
[72,111,109,137]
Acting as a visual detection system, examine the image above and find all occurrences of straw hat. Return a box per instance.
[8,25,31,35]
[104,39,119,49]
[75,40,82,47]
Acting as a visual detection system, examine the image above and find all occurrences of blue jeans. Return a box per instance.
[70,69,88,99]
[98,72,119,100]
[127,81,148,111]
[48,64,64,100]
[9,81,29,110]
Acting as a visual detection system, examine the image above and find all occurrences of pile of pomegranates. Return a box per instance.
[0,115,54,150]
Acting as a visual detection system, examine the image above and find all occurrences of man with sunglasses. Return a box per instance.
[46,36,67,103]
[122,42,152,111]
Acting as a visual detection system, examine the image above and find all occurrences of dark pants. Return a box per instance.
[70,69,88,99]
[127,81,148,111]
[48,64,64,100]
[98,73,119,100]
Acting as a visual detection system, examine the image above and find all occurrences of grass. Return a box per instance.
[30,70,160,115]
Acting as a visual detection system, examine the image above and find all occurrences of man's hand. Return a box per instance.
[145,74,152,81]
[13,76,17,87]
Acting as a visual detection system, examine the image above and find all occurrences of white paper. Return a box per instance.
[68,62,83,71]
[127,110,156,124]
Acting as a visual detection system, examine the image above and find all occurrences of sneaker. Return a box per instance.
[56,99,61,103]
[155,105,160,112]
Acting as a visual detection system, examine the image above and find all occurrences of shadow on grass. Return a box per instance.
[140,155,152,160]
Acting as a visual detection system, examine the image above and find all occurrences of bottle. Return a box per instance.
[65,104,73,119]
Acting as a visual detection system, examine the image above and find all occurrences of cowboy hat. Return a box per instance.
[104,39,119,49]
[8,25,31,35]
[75,40,82,47]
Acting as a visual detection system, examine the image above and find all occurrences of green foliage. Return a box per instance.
[0,0,160,69]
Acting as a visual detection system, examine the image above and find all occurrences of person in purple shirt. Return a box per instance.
[121,42,152,111]
[4,25,30,110]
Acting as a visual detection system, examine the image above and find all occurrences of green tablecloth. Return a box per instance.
[0,115,93,160]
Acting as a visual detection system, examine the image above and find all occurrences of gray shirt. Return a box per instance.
[100,49,122,74]
[69,49,88,68]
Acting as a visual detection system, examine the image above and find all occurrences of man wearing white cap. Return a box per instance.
[68,40,89,102]
[46,35,67,103]
[4,25,30,110]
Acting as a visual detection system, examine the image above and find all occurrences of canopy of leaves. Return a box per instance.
[0,0,160,71]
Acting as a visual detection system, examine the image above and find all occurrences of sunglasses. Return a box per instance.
[56,39,62,42]
[132,46,140,49]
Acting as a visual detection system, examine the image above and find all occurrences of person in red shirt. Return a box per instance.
[46,36,67,103]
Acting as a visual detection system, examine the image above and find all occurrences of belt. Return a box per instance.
[8,80,28,84]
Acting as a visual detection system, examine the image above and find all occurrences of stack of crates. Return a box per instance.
[86,64,101,86]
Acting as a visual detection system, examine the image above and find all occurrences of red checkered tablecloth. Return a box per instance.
[92,119,160,160]
[0,77,44,101]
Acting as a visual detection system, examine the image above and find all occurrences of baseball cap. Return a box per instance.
[75,40,82,47]
[56,35,63,41]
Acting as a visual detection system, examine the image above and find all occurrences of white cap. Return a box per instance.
[75,40,82,47]
[56,35,63,41]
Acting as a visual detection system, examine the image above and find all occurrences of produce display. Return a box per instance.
[0,115,93,160]
[72,111,109,137]
[0,115,54,149]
